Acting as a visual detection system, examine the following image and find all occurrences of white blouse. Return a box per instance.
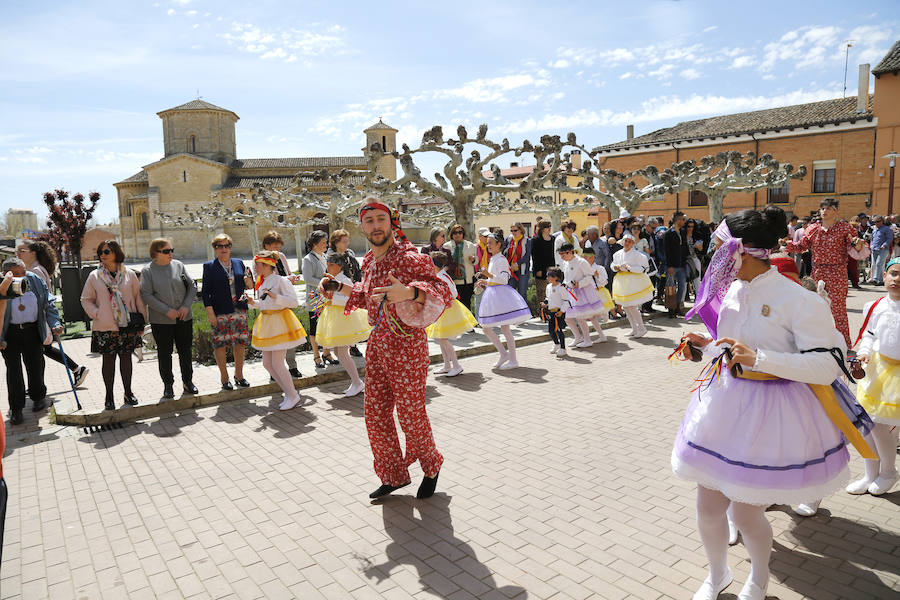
[545,282,571,311]
[255,274,299,311]
[857,296,900,360]
[611,248,649,273]
[329,272,353,307]
[701,267,845,385]
[437,269,458,299]
[488,254,512,285]
[591,263,608,287]
[562,255,594,289]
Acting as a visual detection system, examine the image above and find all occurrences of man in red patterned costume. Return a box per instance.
[322,200,452,499]
[784,198,860,346]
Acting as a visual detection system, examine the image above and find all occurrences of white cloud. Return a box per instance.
[731,56,755,69]
[648,64,676,79]
[680,68,702,80]
[759,25,842,71]
[166,8,175,15]
[551,59,570,69]
[702,25,718,33]
[619,72,632,80]
[443,74,550,103]
[186,10,197,16]
[219,22,345,63]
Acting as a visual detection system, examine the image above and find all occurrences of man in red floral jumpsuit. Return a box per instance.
[322,201,452,499]
[784,198,860,346]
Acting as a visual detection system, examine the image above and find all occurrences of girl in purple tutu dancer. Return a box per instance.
[672,206,876,600]
[475,230,531,370]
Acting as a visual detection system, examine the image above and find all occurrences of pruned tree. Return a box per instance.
[155,200,231,260]
[43,189,100,269]
[474,192,594,231]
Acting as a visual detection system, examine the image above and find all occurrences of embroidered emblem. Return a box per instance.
[761,304,770,317]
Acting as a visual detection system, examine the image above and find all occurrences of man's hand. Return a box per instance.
[534,270,542,278]
[177,307,191,320]
[206,307,216,323]
[373,272,416,304]
[166,309,179,320]
[52,326,63,336]
[682,332,711,348]
[715,337,757,369]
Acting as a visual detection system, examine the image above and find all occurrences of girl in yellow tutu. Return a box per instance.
[243,251,307,410]
[611,233,654,338]
[318,251,371,397]
[847,257,900,496]
[426,252,477,377]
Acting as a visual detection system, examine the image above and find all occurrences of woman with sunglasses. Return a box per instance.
[81,240,146,410]
[201,234,252,390]
[140,238,198,400]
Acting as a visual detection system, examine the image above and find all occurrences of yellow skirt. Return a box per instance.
[612,272,654,307]
[316,304,371,348]
[427,299,478,339]
[597,286,615,312]
[251,308,307,351]
[856,352,900,426]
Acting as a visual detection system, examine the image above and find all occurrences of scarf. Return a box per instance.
[477,240,489,270]
[97,265,130,328]
[561,231,582,254]
[506,233,524,280]
[359,201,409,244]
[452,241,464,279]
[685,221,772,338]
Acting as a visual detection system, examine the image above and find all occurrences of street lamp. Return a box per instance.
[885,151,899,216]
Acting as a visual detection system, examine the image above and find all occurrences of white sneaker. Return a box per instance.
[576,340,592,348]
[627,330,637,337]
[596,332,608,343]
[792,500,821,517]
[498,360,519,370]
[846,476,877,494]
[692,568,733,600]
[556,348,567,357]
[572,336,584,346]
[633,328,647,339]
[433,365,450,374]
[493,354,509,368]
[736,579,767,600]
[550,344,560,354]
[868,471,900,495]
[343,382,364,398]
[279,395,302,411]
[445,366,463,377]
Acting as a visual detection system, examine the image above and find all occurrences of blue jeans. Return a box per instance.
[871,248,890,283]
[509,270,530,300]
[669,267,687,307]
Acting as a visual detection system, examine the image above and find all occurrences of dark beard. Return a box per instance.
[366,230,392,247]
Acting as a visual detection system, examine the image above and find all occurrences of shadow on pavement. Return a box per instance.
[361,494,528,599]
[146,410,203,437]
[490,366,549,382]
[78,421,150,450]
[255,395,317,438]
[324,394,365,417]
[769,506,900,599]
[434,371,488,392]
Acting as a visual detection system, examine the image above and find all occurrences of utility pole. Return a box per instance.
[842,41,854,98]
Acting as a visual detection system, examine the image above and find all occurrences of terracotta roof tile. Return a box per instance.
[222,175,365,189]
[364,119,398,132]
[116,170,148,184]
[230,156,367,169]
[873,39,900,76]
[161,99,232,112]
[597,97,873,152]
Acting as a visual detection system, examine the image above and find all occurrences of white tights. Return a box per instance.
[869,424,899,475]
[623,306,645,333]
[483,324,517,362]
[437,339,460,370]
[697,486,771,590]
[262,349,299,402]
[333,346,362,387]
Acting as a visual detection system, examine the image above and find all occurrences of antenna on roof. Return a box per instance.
[196,89,203,100]
[842,41,854,98]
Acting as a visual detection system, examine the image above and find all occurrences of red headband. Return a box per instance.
[359,202,408,244]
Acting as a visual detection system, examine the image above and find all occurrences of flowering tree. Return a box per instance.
[43,189,100,269]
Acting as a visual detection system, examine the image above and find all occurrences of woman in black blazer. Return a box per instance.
[202,234,252,390]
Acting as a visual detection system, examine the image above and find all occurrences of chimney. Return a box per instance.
[857,63,870,113]
[571,149,582,170]
[510,161,519,168]
[626,124,635,140]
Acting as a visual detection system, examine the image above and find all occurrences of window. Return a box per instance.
[139,212,149,230]
[767,181,790,204]
[183,170,187,183]
[277,214,284,223]
[382,135,387,151]
[812,160,836,193]
[125,203,132,216]
[688,190,708,207]
[190,135,196,153]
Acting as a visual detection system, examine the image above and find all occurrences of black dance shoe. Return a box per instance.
[416,472,440,499]
[104,399,115,411]
[221,381,234,391]
[369,481,411,499]
[289,368,303,379]
[349,346,363,357]
[123,394,139,406]
[235,378,250,388]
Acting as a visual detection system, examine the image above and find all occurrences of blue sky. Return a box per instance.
[1,0,897,226]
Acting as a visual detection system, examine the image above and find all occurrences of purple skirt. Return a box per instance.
[672,371,852,505]
[477,284,531,327]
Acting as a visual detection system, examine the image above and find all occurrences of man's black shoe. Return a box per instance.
[369,481,411,499]
[183,382,199,395]
[31,398,47,412]
[104,399,115,411]
[289,368,303,379]
[124,394,139,406]
[162,385,175,400]
[349,346,363,357]
[416,472,440,499]
[10,408,24,425]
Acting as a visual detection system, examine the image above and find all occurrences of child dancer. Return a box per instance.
[558,242,604,348]
[476,230,531,369]
[426,252,477,376]
[318,251,372,397]
[673,207,876,600]
[542,267,570,357]
[582,247,611,343]
[847,257,900,496]
[244,251,307,410]
[611,233,653,338]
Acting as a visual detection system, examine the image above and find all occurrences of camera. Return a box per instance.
[0,277,29,299]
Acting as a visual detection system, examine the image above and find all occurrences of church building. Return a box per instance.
[114,100,396,259]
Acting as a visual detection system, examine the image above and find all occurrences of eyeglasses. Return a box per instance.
[159,248,175,254]
[99,249,113,256]
[510,228,519,232]
[214,244,232,249]
[451,231,463,236]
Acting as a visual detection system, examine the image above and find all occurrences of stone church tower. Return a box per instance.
[364,119,398,180]
[158,99,239,163]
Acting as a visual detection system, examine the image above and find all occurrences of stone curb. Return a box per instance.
[53,312,669,427]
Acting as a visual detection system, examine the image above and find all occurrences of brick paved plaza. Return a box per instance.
[1,287,898,599]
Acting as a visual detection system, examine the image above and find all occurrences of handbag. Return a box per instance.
[127,311,145,332]
[664,273,678,311]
